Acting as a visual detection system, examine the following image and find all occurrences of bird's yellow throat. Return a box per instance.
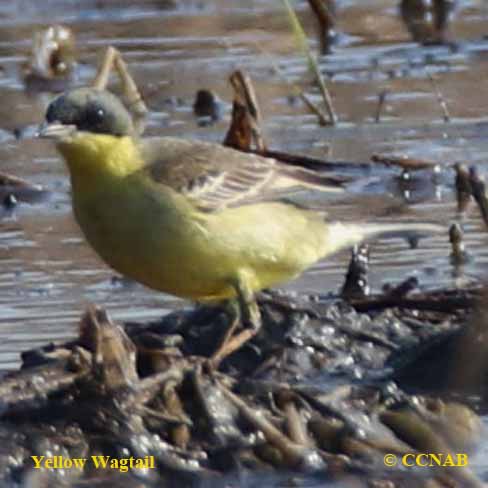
[57,133,144,188]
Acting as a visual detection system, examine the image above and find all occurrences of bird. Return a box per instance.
[39,87,441,363]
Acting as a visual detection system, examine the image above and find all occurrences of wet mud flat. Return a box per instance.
[0,284,485,488]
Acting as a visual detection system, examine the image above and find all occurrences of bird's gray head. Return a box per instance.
[44,87,134,137]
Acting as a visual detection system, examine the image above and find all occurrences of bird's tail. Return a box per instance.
[360,222,444,241]
[323,221,443,257]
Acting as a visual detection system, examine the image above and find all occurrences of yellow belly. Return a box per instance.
[72,176,327,302]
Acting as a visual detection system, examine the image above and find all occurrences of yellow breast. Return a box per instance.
[58,133,329,301]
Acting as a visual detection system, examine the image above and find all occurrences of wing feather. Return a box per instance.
[138,137,343,211]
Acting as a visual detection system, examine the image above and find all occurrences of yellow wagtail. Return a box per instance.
[39,88,441,361]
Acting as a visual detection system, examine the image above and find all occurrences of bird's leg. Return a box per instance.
[91,46,148,134]
[237,277,262,331]
[210,299,240,365]
[210,277,262,367]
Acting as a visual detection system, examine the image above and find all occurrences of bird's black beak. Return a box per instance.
[37,121,77,139]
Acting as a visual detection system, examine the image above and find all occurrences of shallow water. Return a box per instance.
[0,1,487,356]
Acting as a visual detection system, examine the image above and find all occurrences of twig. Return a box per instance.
[282,0,337,125]
[387,277,419,298]
[449,223,467,265]
[469,166,488,228]
[454,163,472,214]
[371,154,439,172]
[255,42,330,126]
[92,46,148,134]
[306,0,336,53]
[427,71,450,123]
[348,288,480,313]
[254,150,369,172]
[219,382,321,468]
[299,91,330,125]
[0,171,43,191]
[248,148,370,171]
[375,89,389,123]
[223,70,266,152]
[340,244,370,299]
[307,0,335,32]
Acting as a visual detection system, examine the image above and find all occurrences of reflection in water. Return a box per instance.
[400,0,457,45]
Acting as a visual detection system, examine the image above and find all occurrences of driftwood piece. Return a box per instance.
[246,148,370,173]
[79,306,139,389]
[0,352,89,415]
[340,244,370,299]
[449,223,468,265]
[307,0,337,54]
[0,170,47,207]
[307,0,335,33]
[400,0,456,45]
[469,166,488,228]
[371,154,439,172]
[223,70,266,152]
[348,287,481,313]
[454,163,472,214]
[384,277,419,299]
[0,172,42,190]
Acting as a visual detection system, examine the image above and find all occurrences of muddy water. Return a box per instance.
[1,0,488,412]
[1,0,488,362]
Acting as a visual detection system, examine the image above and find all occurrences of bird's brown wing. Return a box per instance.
[138,136,343,212]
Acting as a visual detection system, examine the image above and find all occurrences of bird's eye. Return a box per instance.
[86,105,105,125]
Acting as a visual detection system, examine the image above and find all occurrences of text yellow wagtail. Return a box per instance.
[39,88,441,362]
